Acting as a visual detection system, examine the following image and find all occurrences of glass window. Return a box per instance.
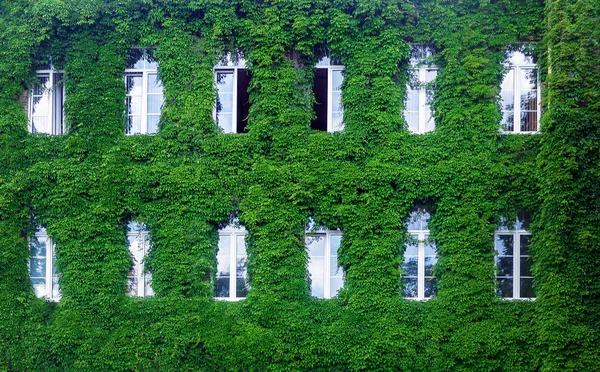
[216,224,249,300]
[500,48,540,133]
[305,220,344,298]
[495,212,534,299]
[29,68,64,134]
[214,54,251,134]
[403,207,437,299]
[311,56,344,132]
[404,45,437,134]
[126,221,154,297]
[29,227,60,300]
[125,49,163,135]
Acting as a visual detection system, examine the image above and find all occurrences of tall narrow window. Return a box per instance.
[495,212,534,299]
[403,207,437,299]
[214,56,251,133]
[500,49,540,133]
[28,67,64,134]
[305,221,344,298]
[126,221,153,297]
[125,49,163,135]
[404,45,437,133]
[312,57,344,132]
[216,225,249,300]
[29,227,60,301]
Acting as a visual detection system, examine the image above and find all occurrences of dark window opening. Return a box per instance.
[311,68,328,131]
[237,69,251,133]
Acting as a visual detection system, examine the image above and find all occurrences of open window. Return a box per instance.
[28,65,64,134]
[311,57,344,132]
[29,227,60,301]
[404,45,437,134]
[495,212,534,299]
[214,55,251,133]
[125,49,163,135]
[402,207,437,300]
[215,224,249,300]
[126,221,154,297]
[500,47,540,133]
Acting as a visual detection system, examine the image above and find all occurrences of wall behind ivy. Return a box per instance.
[1,0,598,371]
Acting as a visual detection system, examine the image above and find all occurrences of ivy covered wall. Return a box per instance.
[1,0,599,370]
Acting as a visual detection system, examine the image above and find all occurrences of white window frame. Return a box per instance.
[501,50,541,134]
[305,223,344,299]
[495,221,534,299]
[315,57,345,132]
[28,68,65,135]
[213,56,247,134]
[404,46,437,134]
[126,222,153,297]
[29,228,60,301]
[216,224,249,301]
[125,51,162,135]
[403,207,437,300]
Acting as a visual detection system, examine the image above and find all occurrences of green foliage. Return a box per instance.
[1,0,598,371]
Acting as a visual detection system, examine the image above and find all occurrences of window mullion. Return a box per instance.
[232,68,238,133]
[513,233,520,298]
[419,68,426,134]
[418,233,425,299]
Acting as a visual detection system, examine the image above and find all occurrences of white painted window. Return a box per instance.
[28,67,64,134]
[500,49,540,133]
[312,57,344,132]
[29,227,60,301]
[125,49,163,134]
[305,221,344,298]
[214,55,250,133]
[216,224,249,300]
[126,221,154,297]
[404,45,437,134]
[403,207,437,299]
[495,212,534,299]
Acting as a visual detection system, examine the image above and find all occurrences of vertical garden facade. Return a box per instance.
[1,0,599,370]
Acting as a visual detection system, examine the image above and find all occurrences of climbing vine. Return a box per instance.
[1,0,598,371]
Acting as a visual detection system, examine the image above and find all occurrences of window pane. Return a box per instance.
[216,113,233,133]
[236,235,246,255]
[496,257,513,276]
[236,278,249,298]
[331,112,344,131]
[405,240,418,256]
[127,277,138,296]
[425,69,437,83]
[330,278,343,297]
[216,72,234,92]
[330,235,341,255]
[144,274,154,297]
[521,110,538,132]
[30,258,46,277]
[127,116,141,135]
[147,95,163,114]
[424,278,437,298]
[31,237,47,257]
[308,256,324,278]
[520,235,531,255]
[306,235,325,256]
[424,256,436,276]
[330,256,340,276]
[520,257,533,277]
[495,234,513,256]
[147,74,162,94]
[215,277,230,298]
[127,96,142,116]
[311,281,324,298]
[402,278,418,298]
[31,278,47,297]
[332,92,342,112]
[402,257,418,276]
[497,278,513,298]
[236,256,246,277]
[520,278,534,298]
[147,115,159,134]
[332,70,343,91]
[126,76,143,96]
[51,275,60,298]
